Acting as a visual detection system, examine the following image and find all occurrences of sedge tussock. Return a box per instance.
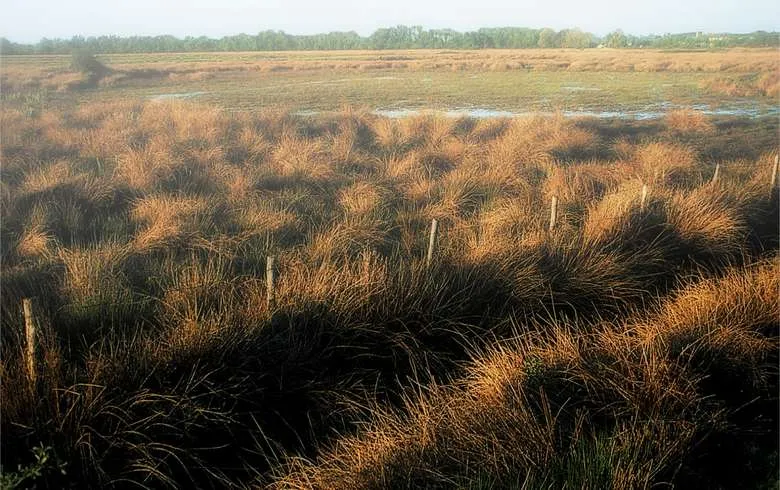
[665,186,748,258]
[636,141,699,186]
[20,160,75,195]
[665,109,716,134]
[16,225,56,261]
[130,194,213,251]
[271,135,333,181]
[234,200,301,239]
[307,216,388,262]
[57,241,133,305]
[338,181,387,217]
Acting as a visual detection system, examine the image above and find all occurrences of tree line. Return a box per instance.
[1,26,777,54]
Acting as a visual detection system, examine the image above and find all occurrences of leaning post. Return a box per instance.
[426,219,438,269]
[266,256,275,308]
[22,298,37,385]
[549,195,558,231]
[711,162,720,185]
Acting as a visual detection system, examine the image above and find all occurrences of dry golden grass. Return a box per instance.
[131,194,212,251]
[665,186,748,257]
[635,141,699,186]
[57,241,132,304]
[637,261,779,364]
[275,260,778,489]
[338,181,387,217]
[2,100,778,489]
[16,225,55,261]
[666,109,716,134]
[271,134,334,181]
[4,49,778,94]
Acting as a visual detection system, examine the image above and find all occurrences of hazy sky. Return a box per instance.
[1,0,778,43]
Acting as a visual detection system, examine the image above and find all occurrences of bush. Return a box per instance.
[70,50,110,77]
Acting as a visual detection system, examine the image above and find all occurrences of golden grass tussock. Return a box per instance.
[635,260,779,383]
[635,141,699,186]
[382,150,425,181]
[20,161,75,195]
[209,163,253,202]
[665,109,716,134]
[370,117,403,151]
[16,225,56,261]
[464,197,540,262]
[487,117,554,167]
[665,186,747,257]
[271,134,334,181]
[307,216,388,262]
[139,101,226,144]
[57,241,133,305]
[114,140,177,191]
[484,114,598,172]
[329,123,360,165]
[234,124,272,163]
[158,255,242,326]
[581,180,656,246]
[233,199,301,239]
[276,250,389,312]
[430,163,503,220]
[130,194,212,251]
[338,181,387,217]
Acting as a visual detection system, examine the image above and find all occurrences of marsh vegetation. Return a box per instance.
[1,97,778,488]
[1,45,779,488]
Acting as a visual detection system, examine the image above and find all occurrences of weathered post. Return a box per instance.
[640,183,649,211]
[549,195,558,231]
[426,219,438,268]
[711,163,720,185]
[266,256,275,308]
[771,155,778,196]
[22,298,37,385]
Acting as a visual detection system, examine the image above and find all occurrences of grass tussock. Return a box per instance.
[666,109,716,134]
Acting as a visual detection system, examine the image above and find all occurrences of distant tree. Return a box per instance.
[538,28,558,48]
[605,30,628,48]
[2,26,778,54]
[561,28,595,48]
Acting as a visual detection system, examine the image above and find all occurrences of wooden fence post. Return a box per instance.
[711,163,720,185]
[266,256,275,308]
[22,298,37,385]
[426,219,438,268]
[771,155,778,195]
[640,183,649,211]
[549,196,558,231]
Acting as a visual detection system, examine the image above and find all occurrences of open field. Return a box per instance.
[2,48,779,114]
[1,47,779,488]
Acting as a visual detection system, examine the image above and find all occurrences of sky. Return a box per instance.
[1,0,778,43]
